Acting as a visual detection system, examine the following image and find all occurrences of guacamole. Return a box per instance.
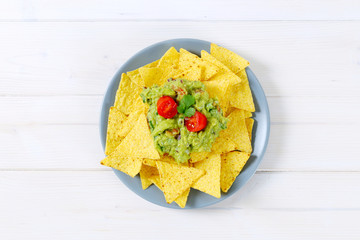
[140,79,228,163]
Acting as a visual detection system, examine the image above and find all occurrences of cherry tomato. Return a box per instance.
[185,111,207,132]
[157,96,178,119]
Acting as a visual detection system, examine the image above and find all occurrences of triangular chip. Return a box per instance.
[140,164,158,190]
[156,161,204,203]
[139,67,164,87]
[201,50,241,86]
[172,66,202,81]
[178,48,219,81]
[100,153,142,177]
[245,118,254,141]
[143,59,160,68]
[158,47,180,68]
[225,107,252,118]
[143,155,189,167]
[192,152,221,198]
[114,113,160,159]
[229,69,255,112]
[227,110,252,153]
[149,175,190,208]
[127,69,145,87]
[189,152,210,163]
[203,78,230,114]
[105,107,127,155]
[114,73,145,115]
[220,151,250,192]
[211,129,236,154]
[210,43,249,73]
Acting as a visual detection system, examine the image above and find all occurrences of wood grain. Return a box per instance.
[0,172,359,239]
[0,22,359,97]
[0,0,359,21]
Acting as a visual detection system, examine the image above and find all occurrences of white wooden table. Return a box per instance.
[1,1,360,239]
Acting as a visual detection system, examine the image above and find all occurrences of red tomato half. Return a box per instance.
[157,96,178,119]
[185,111,207,132]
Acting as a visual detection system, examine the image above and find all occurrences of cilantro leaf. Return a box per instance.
[182,95,195,108]
[184,107,196,117]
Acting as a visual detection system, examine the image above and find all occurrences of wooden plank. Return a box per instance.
[0,21,359,96]
[0,172,359,239]
[0,124,359,170]
[0,0,359,21]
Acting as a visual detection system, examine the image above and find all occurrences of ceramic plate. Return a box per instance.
[100,38,270,209]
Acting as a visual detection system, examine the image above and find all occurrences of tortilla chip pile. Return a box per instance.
[101,43,255,208]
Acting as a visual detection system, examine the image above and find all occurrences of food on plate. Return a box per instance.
[101,43,255,208]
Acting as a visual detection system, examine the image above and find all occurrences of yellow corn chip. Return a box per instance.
[210,43,249,73]
[158,47,180,68]
[229,69,255,112]
[179,48,219,81]
[245,118,254,141]
[220,151,250,192]
[173,65,202,81]
[203,78,230,114]
[211,129,236,154]
[139,67,164,87]
[100,153,142,177]
[149,175,190,208]
[140,164,158,190]
[174,188,190,208]
[114,113,160,159]
[114,73,144,115]
[192,152,221,198]
[201,50,241,86]
[143,59,160,68]
[127,69,145,87]
[225,107,252,118]
[227,110,252,153]
[156,161,204,203]
[143,155,190,167]
[105,107,127,155]
[189,152,210,163]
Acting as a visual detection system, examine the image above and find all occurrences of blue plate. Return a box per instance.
[100,38,270,209]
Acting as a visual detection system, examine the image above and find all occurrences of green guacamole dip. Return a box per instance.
[140,79,228,163]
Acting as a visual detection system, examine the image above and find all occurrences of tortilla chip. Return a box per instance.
[229,69,255,112]
[227,110,252,153]
[189,152,210,163]
[114,73,144,115]
[174,188,190,208]
[139,67,164,87]
[158,47,180,68]
[203,78,230,114]
[114,113,160,159]
[143,59,160,68]
[211,129,236,154]
[173,65,202,81]
[143,155,190,167]
[179,48,219,81]
[149,175,191,208]
[100,153,142,177]
[140,164,158,190]
[156,161,204,203]
[105,107,127,155]
[245,118,254,141]
[192,152,221,198]
[127,69,145,87]
[210,43,249,73]
[225,107,252,118]
[220,151,250,192]
[201,50,241,86]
